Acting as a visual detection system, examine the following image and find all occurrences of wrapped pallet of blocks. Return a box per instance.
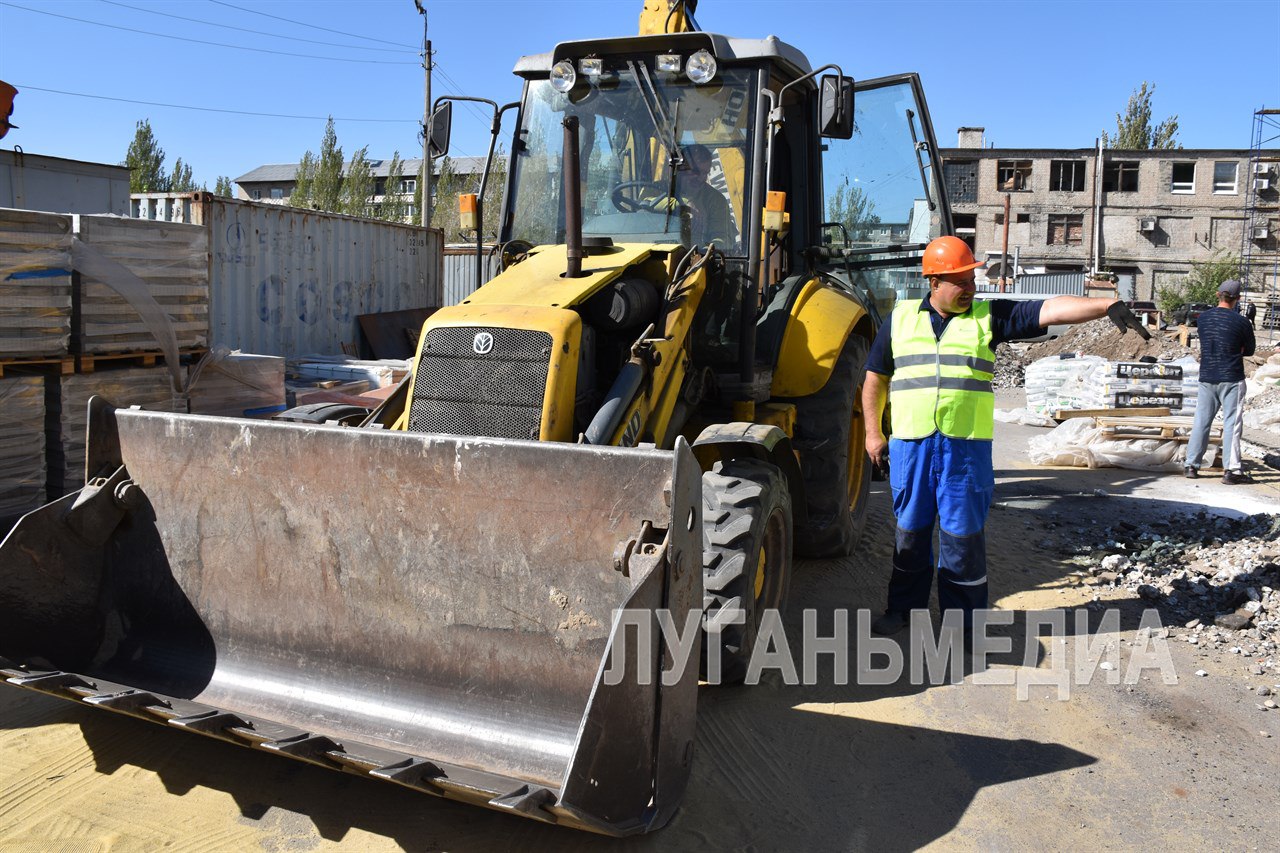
[0,376,47,517]
[74,215,209,354]
[1024,355,1106,415]
[54,367,185,496]
[0,209,73,358]
[188,348,286,418]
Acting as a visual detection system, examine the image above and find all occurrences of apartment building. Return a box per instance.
[234,156,487,222]
[940,128,1278,301]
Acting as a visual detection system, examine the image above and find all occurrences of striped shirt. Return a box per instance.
[1195,306,1255,383]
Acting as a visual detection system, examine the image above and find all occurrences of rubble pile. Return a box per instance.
[1071,511,1280,675]
[1026,318,1194,363]
[993,342,1034,390]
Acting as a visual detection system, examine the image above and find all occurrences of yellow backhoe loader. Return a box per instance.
[0,2,954,836]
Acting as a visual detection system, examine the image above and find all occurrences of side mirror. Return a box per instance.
[818,75,854,140]
[428,101,452,159]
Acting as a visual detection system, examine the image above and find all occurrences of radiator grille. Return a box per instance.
[408,327,553,439]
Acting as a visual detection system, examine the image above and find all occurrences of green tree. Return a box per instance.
[412,161,426,226]
[340,145,374,217]
[213,175,233,197]
[380,152,407,223]
[291,151,317,208]
[306,117,345,212]
[430,151,508,241]
[169,157,197,192]
[429,155,461,234]
[125,119,168,192]
[826,182,880,242]
[1102,82,1181,150]
[1155,251,1239,315]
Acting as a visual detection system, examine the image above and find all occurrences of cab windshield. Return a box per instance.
[509,66,754,254]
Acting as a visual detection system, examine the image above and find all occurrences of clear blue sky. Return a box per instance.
[1,0,1277,189]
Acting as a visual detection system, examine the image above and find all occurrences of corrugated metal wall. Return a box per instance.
[189,197,443,355]
[978,272,1136,300]
[443,246,501,305]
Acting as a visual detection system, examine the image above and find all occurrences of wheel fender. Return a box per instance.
[770,279,868,398]
[691,423,807,526]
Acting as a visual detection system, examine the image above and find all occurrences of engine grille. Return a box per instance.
[407,326,553,440]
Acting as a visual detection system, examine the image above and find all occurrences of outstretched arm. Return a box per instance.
[1037,296,1118,327]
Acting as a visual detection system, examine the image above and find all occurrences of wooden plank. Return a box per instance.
[0,355,75,379]
[1053,407,1171,421]
[76,347,207,374]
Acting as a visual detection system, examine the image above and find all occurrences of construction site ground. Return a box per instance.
[3,388,1279,851]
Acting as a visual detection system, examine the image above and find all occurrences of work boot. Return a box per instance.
[1222,471,1251,485]
[871,610,909,635]
[1184,467,1198,479]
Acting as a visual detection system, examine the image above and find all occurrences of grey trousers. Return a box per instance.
[1186,380,1246,472]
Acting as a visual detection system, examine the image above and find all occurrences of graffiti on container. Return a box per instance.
[258,275,385,326]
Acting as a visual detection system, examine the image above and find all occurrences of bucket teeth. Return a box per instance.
[489,784,557,820]
[6,670,97,695]
[169,710,253,735]
[368,756,446,790]
[261,733,344,765]
[84,689,171,715]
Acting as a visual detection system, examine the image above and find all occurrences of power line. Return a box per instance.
[208,0,418,51]
[15,84,418,123]
[0,2,417,65]
[98,0,417,54]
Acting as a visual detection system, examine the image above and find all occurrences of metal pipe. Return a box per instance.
[1000,193,1010,292]
[1092,137,1104,276]
[742,89,769,387]
[563,116,584,279]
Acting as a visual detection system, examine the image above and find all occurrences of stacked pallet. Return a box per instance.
[0,209,72,360]
[75,215,209,354]
[54,367,186,496]
[0,376,46,517]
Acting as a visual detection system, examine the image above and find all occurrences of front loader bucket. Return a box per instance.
[0,399,702,835]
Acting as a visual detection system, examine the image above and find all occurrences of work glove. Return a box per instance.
[1106,301,1152,340]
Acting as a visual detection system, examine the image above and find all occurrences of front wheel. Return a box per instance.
[700,459,793,685]
[787,333,873,557]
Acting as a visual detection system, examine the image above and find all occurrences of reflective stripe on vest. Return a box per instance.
[889,301,995,440]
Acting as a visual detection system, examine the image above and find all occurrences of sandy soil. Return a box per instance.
[3,393,1279,851]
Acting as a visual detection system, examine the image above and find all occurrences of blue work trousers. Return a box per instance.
[887,433,995,623]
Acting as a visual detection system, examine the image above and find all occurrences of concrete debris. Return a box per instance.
[1073,511,1280,678]
[1196,669,1209,677]
[1025,318,1194,364]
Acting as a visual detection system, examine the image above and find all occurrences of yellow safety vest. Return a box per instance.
[889,300,995,440]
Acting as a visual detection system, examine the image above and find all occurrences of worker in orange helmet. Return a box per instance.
[861,236,1149,645]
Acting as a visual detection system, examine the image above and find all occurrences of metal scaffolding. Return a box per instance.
[1241,108,1280,334]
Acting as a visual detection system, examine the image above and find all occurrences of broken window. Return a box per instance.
[996,160,1032,191]
[1171,162,1196,194]
[1050,160,1087,192]
[994,212,1032,225]
[1048,214,1084,246]
[1213,162,1237,194]
[1102,161,1139,192]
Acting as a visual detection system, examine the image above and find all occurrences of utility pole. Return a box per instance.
[416,1,432,230]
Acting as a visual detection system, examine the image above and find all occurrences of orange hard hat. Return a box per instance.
[922,236,982,277]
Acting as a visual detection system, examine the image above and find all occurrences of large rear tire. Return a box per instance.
[701,459,793,685]
[789,333,872,557]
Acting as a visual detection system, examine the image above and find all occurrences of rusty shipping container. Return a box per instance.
[135,193,443,356]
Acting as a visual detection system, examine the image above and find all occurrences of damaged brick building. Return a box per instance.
[940,127,1279,303]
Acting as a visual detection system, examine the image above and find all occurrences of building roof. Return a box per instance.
[939,147,1255,159]
[235,155,489,184]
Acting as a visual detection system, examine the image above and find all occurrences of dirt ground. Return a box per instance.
[3,391,1280,851]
